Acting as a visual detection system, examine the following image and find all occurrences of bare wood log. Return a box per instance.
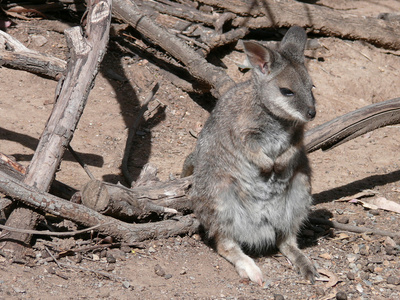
[0,170,199,243]
[198,0,400,50]
[113,0,235,97]
[0,0,112,255]
[80,174,192,221]
[0,30,66,79]
[305,97,400,153]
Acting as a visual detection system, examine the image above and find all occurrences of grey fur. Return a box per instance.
[182,26,318,285]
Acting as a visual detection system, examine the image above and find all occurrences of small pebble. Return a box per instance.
[347,272,356,280]
[164,274,173,280]
[385,246,397,255]
[387,275,400,285]
[360,272,370,280]
[336,216,349,224]
[154,264,166,277]
[369,209,380,215]
[106,254,116,264]
[336,291,347,300]
[315,287,325,296]
[274,294,285,300]
[122,281,131,289]
[148,247,156,253]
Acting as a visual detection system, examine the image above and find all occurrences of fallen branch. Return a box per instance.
[198,0,400,50]
[310,218,400,239]
[0,30,66,79]
[113,0,235,97]
[1,0,113,256]
[305,97,400,152]
[0,169,199,243]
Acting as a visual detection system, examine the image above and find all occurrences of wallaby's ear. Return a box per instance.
[243,41,275,74]
[279,26,307,63]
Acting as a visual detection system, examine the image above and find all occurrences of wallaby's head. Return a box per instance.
[243,26,316,123]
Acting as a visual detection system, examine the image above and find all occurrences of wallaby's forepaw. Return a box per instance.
[235,258,264,286]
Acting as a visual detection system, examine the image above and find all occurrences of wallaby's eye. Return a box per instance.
[280,88,294,97]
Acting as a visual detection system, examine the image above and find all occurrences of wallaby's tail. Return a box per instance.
[181,152,195,177]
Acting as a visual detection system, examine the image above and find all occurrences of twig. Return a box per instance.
[45,246,62,268]
[122,82,160,186]
[61,258,128,281]
[309,218,400,238]
[67,145,96,180]
[0,222,111,237]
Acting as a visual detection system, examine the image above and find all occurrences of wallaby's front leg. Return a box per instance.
[216,235,264,286]
[278,234,319,283]
[274,143,302,174]
[242,133,274,173]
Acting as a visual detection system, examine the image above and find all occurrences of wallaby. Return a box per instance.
[181,26,319,286]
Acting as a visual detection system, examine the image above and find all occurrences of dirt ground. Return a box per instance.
[1,0,400,299]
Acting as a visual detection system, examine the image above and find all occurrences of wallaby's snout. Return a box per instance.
[307,106,316,120]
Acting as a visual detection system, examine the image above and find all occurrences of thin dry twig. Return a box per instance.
[67,145,96,180]
[0,222,111,237]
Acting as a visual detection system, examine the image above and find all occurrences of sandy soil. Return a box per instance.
[1,1,400,299]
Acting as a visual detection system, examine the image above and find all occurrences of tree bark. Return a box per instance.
[0,0,112,256]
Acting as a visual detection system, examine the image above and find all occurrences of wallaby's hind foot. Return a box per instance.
[278,235,319,284]
[216,237,264,286]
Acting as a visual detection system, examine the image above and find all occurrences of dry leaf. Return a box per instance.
[319,253,332,260]
[366,197,400,214]
[335,189,377,202]
[316,268,339,288]
[332,232,350,240]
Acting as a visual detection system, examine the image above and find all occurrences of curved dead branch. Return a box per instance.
[305,97,400,153]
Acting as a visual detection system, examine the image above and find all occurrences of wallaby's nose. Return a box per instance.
[307,108,316,120]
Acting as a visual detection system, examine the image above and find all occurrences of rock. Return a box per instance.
[347,272,356,280]
[387,275,400,285]
[122,281,131,289]
[360,272,370,280]
[369,209,380,215]
[31,34,48,47]
[385,246,397,255]
[336,216,349,224]
[336,291,347,300]
[154,264,166,277]
[273,294,285,300]
[106,253,116,264]
[164,274,173,280]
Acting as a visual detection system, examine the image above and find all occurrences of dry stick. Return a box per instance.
[0,30,66,79]
[0,169,200,243]
[122,82,160,187]
[45,246,63,268]
[113,0,235,97]
[59,260,128,282]
[0,0,113,256]
[309,218,400,239]
[305,97,400,152]
[198,0,400,50]
[0,222,111,237]
[67,145,96,180]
